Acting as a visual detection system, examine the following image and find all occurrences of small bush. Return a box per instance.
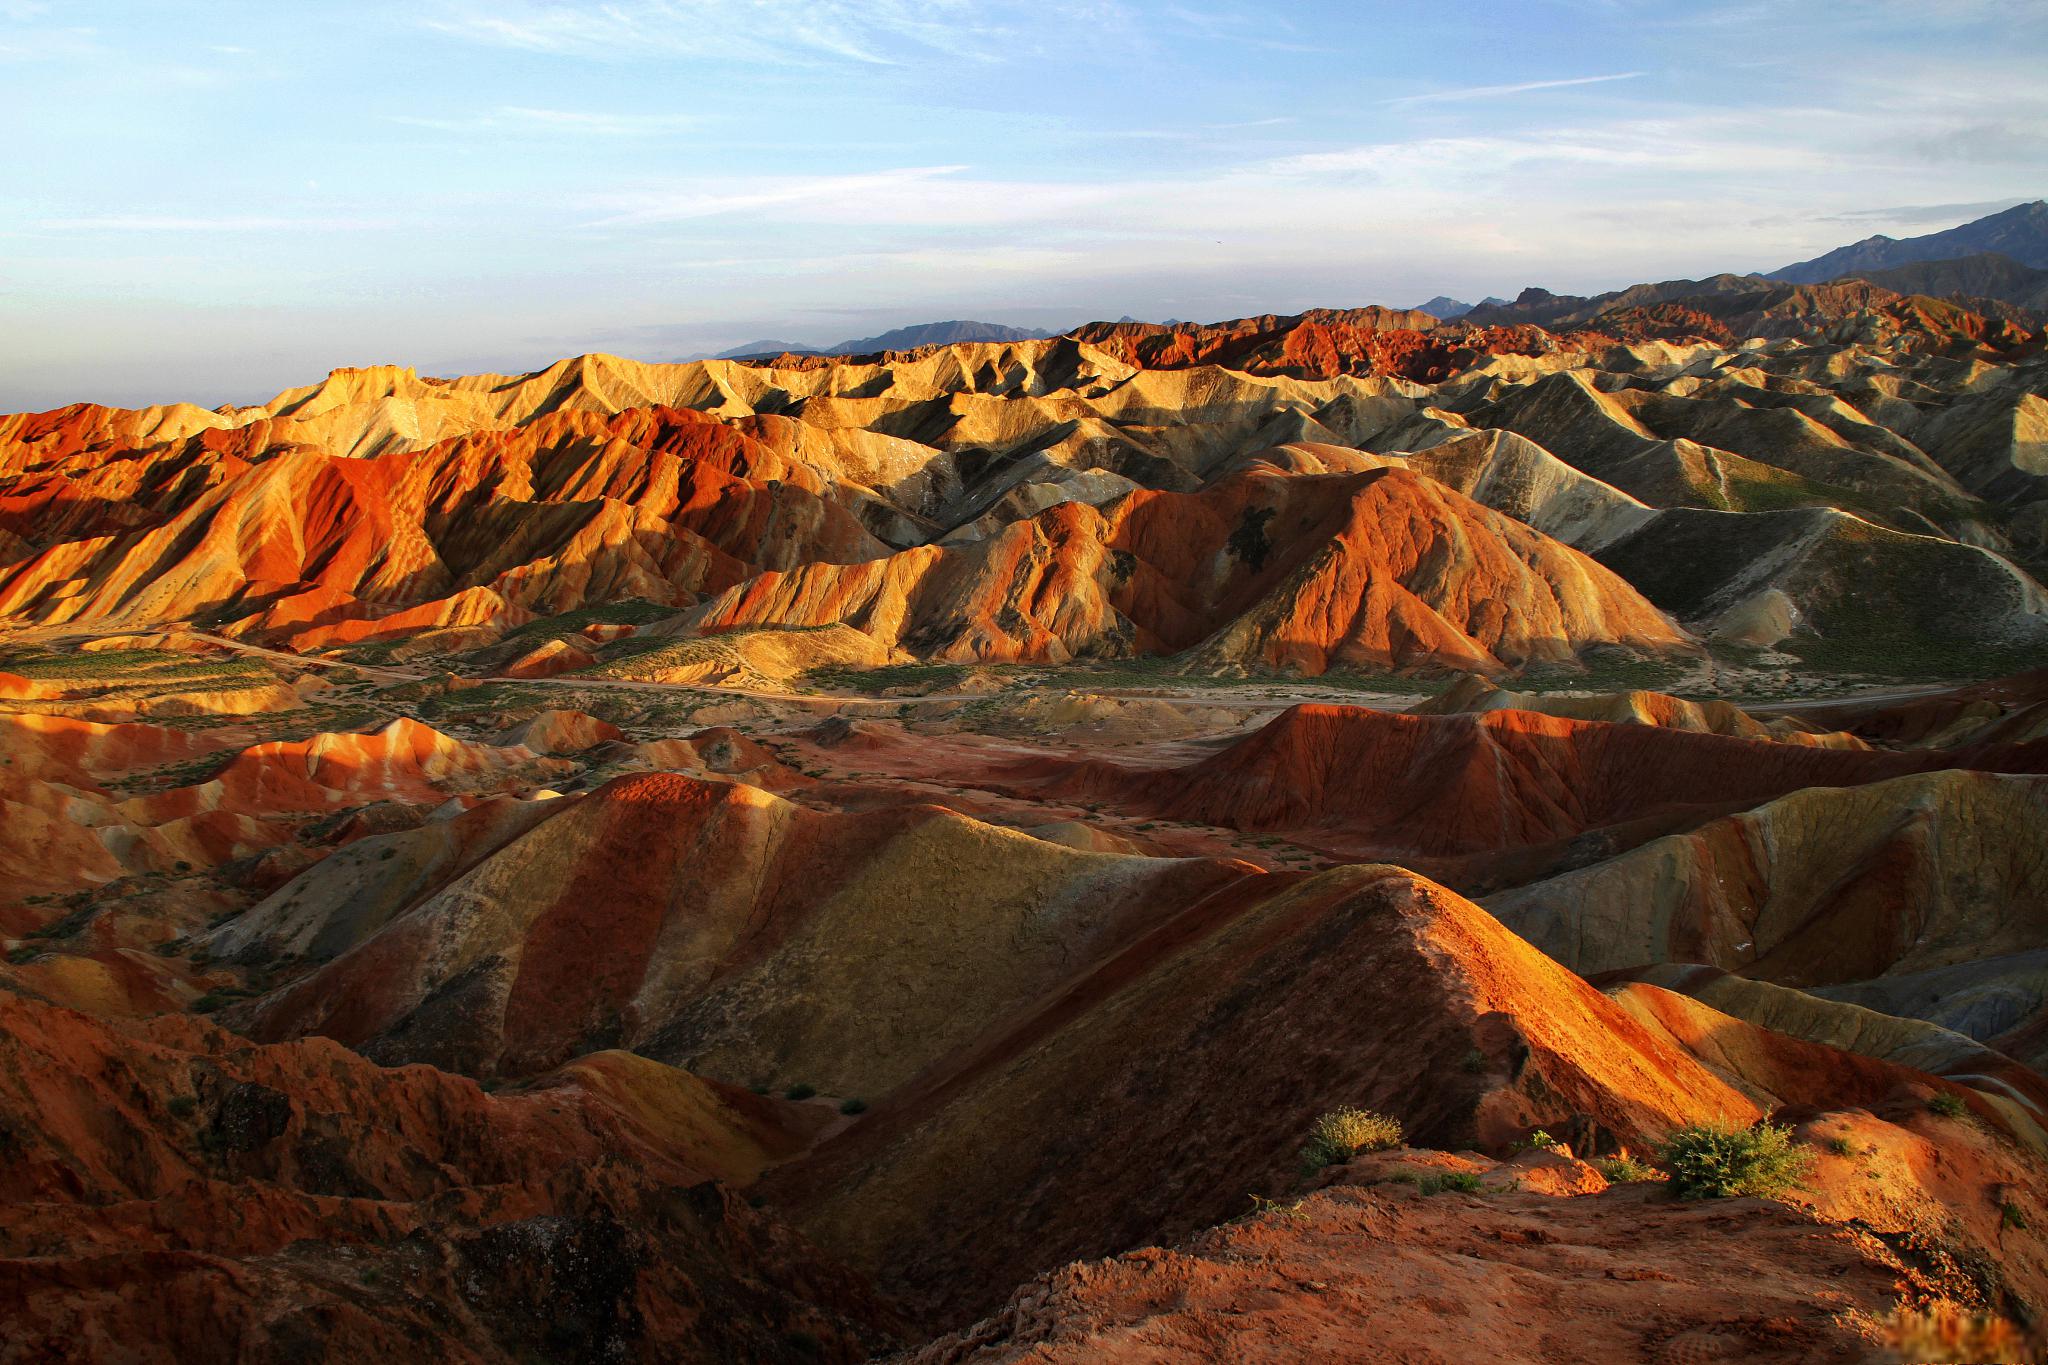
[1594,1155,1660,1184]
[1927,1092,1968,1118]
[784,1083,817,1101]
[1657,1121,1812,1200]
[1874,1300,2026,1364]
[1514,1129,1560,1154]
[167,1095,198,1119]
[2003,1201,2028,1232]
[1419,1172,1486,1196]
[1298,1106,1403,1174]
[5,946,40,966]
[1825,1136,1855,1157]
[838,1097,867,1115]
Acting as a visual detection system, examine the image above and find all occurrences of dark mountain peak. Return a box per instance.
[1769,200,2048,283]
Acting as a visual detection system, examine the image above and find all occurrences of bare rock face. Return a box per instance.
[901,1178,1964,1365]
[0,993,899,1362]
[1007,703,2048,877]
[4,297,2048,1363]
[691,467,1695,674]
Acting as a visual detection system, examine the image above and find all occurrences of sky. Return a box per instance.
[2,0,2044,409]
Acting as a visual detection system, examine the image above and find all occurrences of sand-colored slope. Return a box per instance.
[243,771,1281,1083]
[1413,673,1863,746]
[1485,768,2048,985]
[690,467,1693,673]
[764,865,1766,1323]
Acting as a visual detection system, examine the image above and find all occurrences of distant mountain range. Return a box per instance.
[692,202,2047,361]
[1410,295,1509,320]
[708,319,1056,361]
[1767,200,2048,282]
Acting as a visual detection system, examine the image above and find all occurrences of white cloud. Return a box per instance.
[385,106,704,137]
[1385,71,1646,106]
[420,0,1130,66]
[587,166,978,225]
[34,216,397,232]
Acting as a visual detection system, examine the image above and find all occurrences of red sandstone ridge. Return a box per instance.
[763,861,2042,1326]
[0,404,885,644]
[1004,702,2048,877]
[903,1176,1979,1364]
[0,992,897,1360]
[691,467,1693,672]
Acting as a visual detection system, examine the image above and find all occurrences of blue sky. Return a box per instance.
[2,0,2043,408]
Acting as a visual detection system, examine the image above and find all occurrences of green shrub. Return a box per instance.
[1298,1106,1403,1174]
[2003,1202,2028,1232]
[1826,1136,1856,1157]
[1657,1121,1812,1200]
[1926,1093,1968,1119]
[784,1083,817,1102]
[838,1097,867,1115]
[1419,1172,1486,1196]
[1594,1155,1660,1184]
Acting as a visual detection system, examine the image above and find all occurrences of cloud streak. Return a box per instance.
[1386,71,1646,106]
[385,106,704,137]
[420,0,1126,67]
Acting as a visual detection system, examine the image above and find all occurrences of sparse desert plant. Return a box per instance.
[1656,1121,1812,1200]
[838,1097,867,1115]
[1594,1155,1661,1184]
[784,1083,817,1101]
[1926,1092,1968,1119]
[1419,1172,1486,1196]
[1826,1136,1856,1157]
[1242,1193,1311,1223]
[2003,1201,2028,1232]
[1298,1106,1403,1174]
[1872,1299,2026,1364]
[1515,1129,1560,1153]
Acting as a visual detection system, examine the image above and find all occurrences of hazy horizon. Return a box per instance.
[4,0,2044,410]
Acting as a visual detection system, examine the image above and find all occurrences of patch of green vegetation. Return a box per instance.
[804,661,973,694]
[6,946,41,966]
[1594,1155,1661,1184]
[838,1097,867,1115]
[1657,1121,1812,1200]
[190,986,258,1015]
[27,906,94,941]
[1826,1136,1857,1158]
[1926,1093,1969,1119]
[496,600,674,647]
[1418,1172,1487,1196]
[2003,1201,2028,1232]
[1515,648,1690,695]
[783,1083,817,1102]
[1298,1106,1403,1176]
[0,647,273,688]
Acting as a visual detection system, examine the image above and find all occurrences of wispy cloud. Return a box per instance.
[420,0,1128,66]
[386,106,704,137]
[1387,71,1646,107]
[34,216,396,232]
[587,166,976,225]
